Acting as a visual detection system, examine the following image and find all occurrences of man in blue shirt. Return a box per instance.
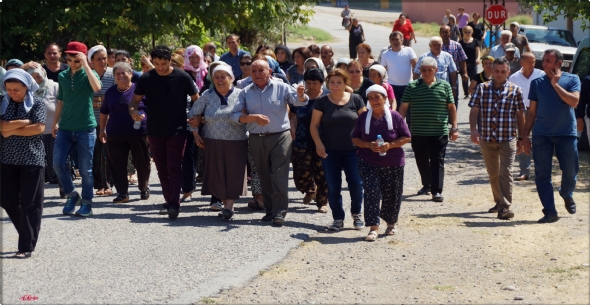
[231,59,308,227]
[220,34,250,79]
[524,49,581,223]
[414,37,458,100]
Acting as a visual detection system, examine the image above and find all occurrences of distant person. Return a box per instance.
[356,43,375,78]
[439,25,467,109]
[392,13,416,47]
[456,7,470,38]
[341,4,351,26]
[468,57,526,220]
[524,49,581,224]
[489,30,521,59]
[442,9,452,25]
[220,34,250,79]
[275,45,294,72]
[308,44,321,58]
[508,52,545,182]
[448,16,461,42]
[114,50,143,82]
[460,25,481,99]
[509,22,531,54]
[203,42,220,62]
[468,13,486,48]
[346,17,365,59]
[286,47,311,85]
[380,31,417,113]
[503,43,521,75]
[42,43,68,82]
[106,48,117,68]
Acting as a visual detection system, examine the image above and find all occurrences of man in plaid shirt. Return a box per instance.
[440,25,468,110]
[468,57,527,220]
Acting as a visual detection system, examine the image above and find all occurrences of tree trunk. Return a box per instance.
[566,16,574,35]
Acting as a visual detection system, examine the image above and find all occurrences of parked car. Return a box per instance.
[517,25,578,71]
[571,36,590,151]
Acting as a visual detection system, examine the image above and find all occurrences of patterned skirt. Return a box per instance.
[291,146,328,207]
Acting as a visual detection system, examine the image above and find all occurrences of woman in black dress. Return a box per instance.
[346,18,365,59]
[459,25,481,99]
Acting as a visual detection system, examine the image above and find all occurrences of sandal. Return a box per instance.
[12,252,32,259]
[96,188,105,196]
[218,209,234,220]
[128,174,138,185]
[247,200,264,211]
[180,192,192,203]
[103,189,113,195]
[365,230,378,242]
[318,205,328,213]
[385,224,397,236]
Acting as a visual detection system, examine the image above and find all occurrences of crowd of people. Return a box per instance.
[0,8,587,258]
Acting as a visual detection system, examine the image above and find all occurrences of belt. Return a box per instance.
[251,130,289,137]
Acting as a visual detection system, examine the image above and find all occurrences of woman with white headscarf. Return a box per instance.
[188,65,248,220]
[368,64,396,109]
[351,85,411,242]
[27,66,60,184]
[0,69,47,258]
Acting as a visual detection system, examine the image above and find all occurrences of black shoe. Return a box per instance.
[564,198,576,214]
[497,209,515,220]
[432,193,444,202]
[538,215,559,223]
[140,189,150,200]
[488,204,500,213]
[417,186,431,195]
[261,213,273,222]
[112,193,129,203]
[159,203,169,215]
[168,206,179,220]
[272,215,285,227]
[220,209,234,220]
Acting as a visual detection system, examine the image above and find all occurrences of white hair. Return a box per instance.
[500,30,512,38]
[430,36,443,44]
[420,57,438,68]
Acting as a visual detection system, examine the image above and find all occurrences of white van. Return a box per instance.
[571,36,590,79]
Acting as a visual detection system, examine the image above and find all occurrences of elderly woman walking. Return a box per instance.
[26,66,59,184]
[311,69,367,231]
[189,65,248,219]
[352,85,411,241]
[0,69,47,258]
[100,62,151,203]
[89,45,115,196]
[291,68,329,212]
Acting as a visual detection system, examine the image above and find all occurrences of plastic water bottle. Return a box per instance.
[376,134,386,156]
[133,111,143,130]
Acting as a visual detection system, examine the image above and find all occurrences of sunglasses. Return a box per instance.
[240,62,252,66]
[67,58,80,63]
[348,70,361,74]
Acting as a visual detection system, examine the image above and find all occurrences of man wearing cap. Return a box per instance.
[503,43,521,75]
[509,52,545,181]
[129,46,199,220]
[489,30,521,59]
[52,41,102,217]
[231,59,308,227]
[509,22,531,54]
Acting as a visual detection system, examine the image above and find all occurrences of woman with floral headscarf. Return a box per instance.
[184,45,209,91]
[27,66,60,184]
[0,69,47,258]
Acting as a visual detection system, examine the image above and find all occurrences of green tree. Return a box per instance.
[520,0,590,31]
[0,0,316,61]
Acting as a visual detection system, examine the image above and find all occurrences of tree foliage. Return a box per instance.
[519,0,590,31]
[0,0,316,61]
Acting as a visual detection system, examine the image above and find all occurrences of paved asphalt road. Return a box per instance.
[1,5,472,304]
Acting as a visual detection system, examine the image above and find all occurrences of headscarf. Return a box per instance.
[369,64,388,83]
[364,84,392,134]
[88,45,107,63]
[27,66,55,98]
[336,57,352,67]
[5,59,24,69]
[0,67,6,95]
[274,45,293,66]
[304,57,328,78]
[0,69,39,115]
[206,61,230,89]
[184,45,208,90]
[212,65,234,82]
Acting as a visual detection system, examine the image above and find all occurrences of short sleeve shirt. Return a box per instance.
[291,95,326,149]
[314,94,365,150]
[401,78,454,136]
[529,73,581,137]
[0,98,46,166]
[414,51,457,82]
[511,34,529,54]
[57,68,101,132]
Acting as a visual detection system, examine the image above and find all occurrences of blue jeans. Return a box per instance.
[321,149,363,220]
[532,135,579,217]
[53,129,96,203]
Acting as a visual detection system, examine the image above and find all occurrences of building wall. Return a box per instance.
[533,11,590,44]
[401,0,519,25]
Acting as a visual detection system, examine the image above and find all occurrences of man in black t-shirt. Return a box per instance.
[129,46,199,220]
[42,43,69,82]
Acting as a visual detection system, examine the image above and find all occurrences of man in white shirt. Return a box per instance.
[508,52,545,181]
[489,30,521,59]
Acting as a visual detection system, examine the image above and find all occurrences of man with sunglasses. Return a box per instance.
[52,41,102,217]
[468,57,527,220]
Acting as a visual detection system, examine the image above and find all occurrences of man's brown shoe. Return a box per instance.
[515,174,528,181]
[497,209,515,220]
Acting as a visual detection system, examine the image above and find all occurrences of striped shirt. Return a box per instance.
[93,67,115,125]
[468,81,525,142]
[401,78,454,136]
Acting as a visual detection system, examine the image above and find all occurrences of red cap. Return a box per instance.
[64,41,88,55]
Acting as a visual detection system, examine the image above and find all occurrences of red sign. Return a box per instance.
[485,4,508,25]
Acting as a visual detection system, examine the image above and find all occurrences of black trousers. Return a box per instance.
[392,85,411,128]
[182,131,196,193]
[0,164,44,253]
[462,63,478,96]
[410,135,448,194]
[105,134,151,195]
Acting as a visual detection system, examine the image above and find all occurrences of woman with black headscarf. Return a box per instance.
[275,45,294,72]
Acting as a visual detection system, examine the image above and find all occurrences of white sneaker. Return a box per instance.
[327,220,344,231]
[210,201,223,211]
[352,214,364,230]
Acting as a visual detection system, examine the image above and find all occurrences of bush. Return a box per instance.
[506,14,533,25]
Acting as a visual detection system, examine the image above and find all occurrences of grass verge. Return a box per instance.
[287,25,334,43]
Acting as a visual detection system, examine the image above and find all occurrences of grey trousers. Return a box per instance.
[249,130,292,217]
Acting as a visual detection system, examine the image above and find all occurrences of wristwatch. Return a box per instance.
[450,127,458,131]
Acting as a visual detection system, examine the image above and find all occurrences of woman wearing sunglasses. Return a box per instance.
[347,60,374,104]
